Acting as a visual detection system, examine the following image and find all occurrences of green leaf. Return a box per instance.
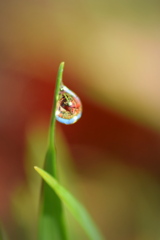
[38,62,67,240]
[35,167,105,240]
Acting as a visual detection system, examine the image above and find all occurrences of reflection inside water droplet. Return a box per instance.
[56,85,82,124]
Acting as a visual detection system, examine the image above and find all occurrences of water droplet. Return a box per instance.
[56,85,82,124]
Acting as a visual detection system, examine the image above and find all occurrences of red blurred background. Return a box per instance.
[0,1,160,240]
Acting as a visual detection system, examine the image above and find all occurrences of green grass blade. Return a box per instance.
[35,167,105,240]
[38,62,67,240]
[49,62,64,149]
[0,223,9,240]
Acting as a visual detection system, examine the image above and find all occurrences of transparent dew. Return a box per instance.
[55,85,82,124]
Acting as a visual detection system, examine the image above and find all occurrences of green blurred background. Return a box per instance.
[0,1,160,240]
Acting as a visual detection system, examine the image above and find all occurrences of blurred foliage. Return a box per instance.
[0,1,160,240]
[11,123,89,240]
[10,122,160,240]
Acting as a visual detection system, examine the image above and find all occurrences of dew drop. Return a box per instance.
[56,85,82,124]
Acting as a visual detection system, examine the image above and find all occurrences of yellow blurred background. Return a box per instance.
[0,1,160,240]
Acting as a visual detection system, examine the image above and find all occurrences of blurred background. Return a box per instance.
[0,0,160,240]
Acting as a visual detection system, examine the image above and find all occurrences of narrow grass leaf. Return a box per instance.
[35,167,105,240]
[38,62,67,240]
[0,223,9,240]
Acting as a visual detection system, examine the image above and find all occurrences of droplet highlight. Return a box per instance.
[56,85,82,124]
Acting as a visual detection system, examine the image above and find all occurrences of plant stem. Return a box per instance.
[49,62,65,148]
[38,62,67,240]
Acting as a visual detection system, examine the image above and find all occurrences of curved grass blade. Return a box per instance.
[38,62,67,240]
[35,167,105,240]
